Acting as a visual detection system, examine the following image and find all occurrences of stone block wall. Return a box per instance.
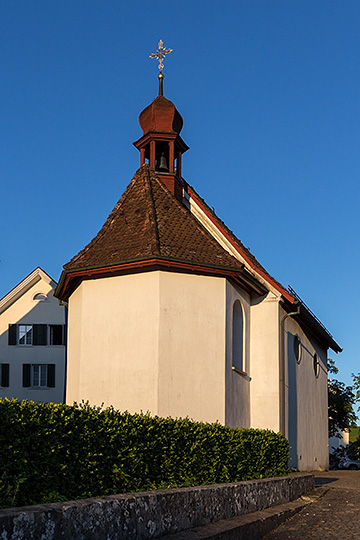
[0,474,314,540]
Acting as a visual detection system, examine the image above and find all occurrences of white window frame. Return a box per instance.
[18,325,33,346]
[31,364,48,388]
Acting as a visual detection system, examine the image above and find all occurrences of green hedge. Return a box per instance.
[0,399,290,508]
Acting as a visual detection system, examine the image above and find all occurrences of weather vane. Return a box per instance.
[150,40,173,96]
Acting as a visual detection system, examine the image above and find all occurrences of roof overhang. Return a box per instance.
[188,188,295,303]
[55,257,267,302]
[281,298,342,354]
[0,267,57,315]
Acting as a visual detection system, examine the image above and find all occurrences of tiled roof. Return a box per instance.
[64,165,243,273]
[59,163,341,352]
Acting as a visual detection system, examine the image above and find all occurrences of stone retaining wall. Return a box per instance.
[0,474,314,540]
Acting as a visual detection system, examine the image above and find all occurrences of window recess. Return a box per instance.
[0,364,9,387]
[22,364,55,388]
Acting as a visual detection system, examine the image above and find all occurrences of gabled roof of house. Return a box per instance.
[0,267,57,315]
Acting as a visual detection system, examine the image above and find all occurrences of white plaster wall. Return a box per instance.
[225,280,251,428]
[157,272,226,424]
[64,267,330,472]
[250,293,281,433]
[0,279,66,403]
[67,271,228,423]
[285,312,329,471]
[66,273,160,414]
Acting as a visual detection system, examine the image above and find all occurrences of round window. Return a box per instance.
[293,335,301,363]
[313,354,320,378]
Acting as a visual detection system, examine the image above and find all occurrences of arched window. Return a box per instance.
[232,300,244,372]
[313,353,320,378]
[293,334,301,364]
[33,293,47,301]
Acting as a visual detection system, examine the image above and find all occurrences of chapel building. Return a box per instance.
[55,64,341,471]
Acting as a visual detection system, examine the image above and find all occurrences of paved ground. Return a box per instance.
[263,470,360,539]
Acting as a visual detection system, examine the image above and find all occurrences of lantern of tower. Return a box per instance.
[133,41,189,201]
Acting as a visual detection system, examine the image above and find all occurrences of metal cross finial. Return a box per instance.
[149,40,173,73]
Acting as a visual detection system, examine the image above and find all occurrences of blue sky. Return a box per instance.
[1,1,359,392]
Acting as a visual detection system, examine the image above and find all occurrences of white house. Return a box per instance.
[55,82,341,471]
[0,267,66,403]
[329,429,350,452]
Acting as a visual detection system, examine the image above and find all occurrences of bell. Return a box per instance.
[157,152,169,172]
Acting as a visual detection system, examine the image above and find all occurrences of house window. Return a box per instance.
[232,300,244,373]
[18,325,33,346]
[8,324,65,346]
[33,293,47,301]
[22,364,55,388]
[0,364,9,387]
[33,364,47,387]
[50,325,64,345]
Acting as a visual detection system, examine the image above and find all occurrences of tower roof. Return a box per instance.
[139,95,183,136]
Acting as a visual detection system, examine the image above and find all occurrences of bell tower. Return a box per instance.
[133,40,189,201]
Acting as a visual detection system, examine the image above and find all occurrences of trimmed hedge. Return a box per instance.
[0,399,290,508]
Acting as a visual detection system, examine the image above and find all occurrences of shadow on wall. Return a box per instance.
[287,331,298,470]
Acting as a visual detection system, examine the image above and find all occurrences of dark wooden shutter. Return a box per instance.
[50,325,64,345]
[23,364,31,387]
[1,364,9,387]
[47,364,55,388]
[8,324,17,345]
[33,324,47,346]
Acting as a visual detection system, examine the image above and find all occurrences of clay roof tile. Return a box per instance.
[63,165,243,272]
